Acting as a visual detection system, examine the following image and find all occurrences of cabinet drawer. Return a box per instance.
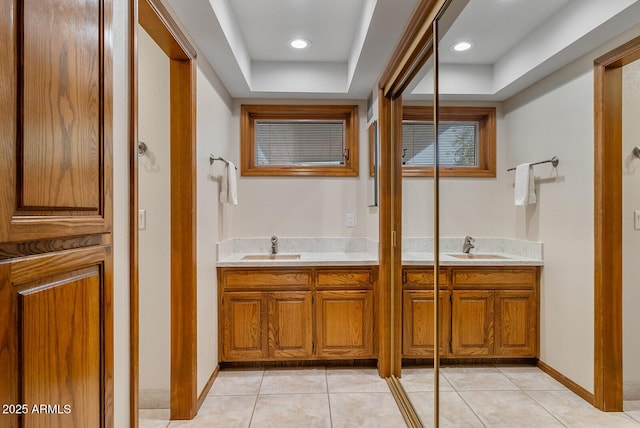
[222,269,311,290]
[316,269,373,289]
[452,268,537,290]
[403,269,449,289]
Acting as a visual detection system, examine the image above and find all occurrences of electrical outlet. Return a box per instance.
[635,211,640,230]
[346,213,356,228]
[139,209,146,230]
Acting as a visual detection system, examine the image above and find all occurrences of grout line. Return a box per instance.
[247,369,265,427]
[324,367,335,428]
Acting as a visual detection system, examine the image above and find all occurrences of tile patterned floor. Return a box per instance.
[140,366,640,427]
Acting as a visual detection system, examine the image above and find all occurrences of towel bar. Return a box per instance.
[209,155,237,170]
[507,156,559,172]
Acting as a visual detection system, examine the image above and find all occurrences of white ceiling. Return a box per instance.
[167,0,640,100]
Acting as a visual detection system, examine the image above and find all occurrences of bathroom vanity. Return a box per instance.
[217,265,377,362]
[216,237,543,364]
[402,265,540,359]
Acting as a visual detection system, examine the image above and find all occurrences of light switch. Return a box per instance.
[139,209,146,230]
[635,211,640,230]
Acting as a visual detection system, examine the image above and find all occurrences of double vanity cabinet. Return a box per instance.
[217,266,376,362]
[216,238,542,364]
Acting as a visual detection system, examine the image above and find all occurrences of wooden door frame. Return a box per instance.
[130,0,198,424]
[593,35,640,412]
[376,0,447,377]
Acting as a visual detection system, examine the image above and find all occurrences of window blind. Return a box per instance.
[402,121,478,166]
[255,120,346,166]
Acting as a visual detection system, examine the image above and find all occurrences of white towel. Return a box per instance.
[227,161,238,205]
[514,163,536,206]
[219,165,228,203]
[219,161,238,205]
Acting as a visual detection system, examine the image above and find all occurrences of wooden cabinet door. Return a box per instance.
[402,291,450,357]
[451,291,494,356]
[495,291,537,357]
[315,291,374,358]
[1,0,112,426]
[268,292,313,358]
[222,292,267,360]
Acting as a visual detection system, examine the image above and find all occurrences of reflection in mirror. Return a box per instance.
[368,120,378,207]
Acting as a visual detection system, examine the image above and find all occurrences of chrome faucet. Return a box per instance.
[463,236,475,254]
[271,236,278,255]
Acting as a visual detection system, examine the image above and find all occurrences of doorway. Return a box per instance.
[130,0,198,424]
[594,35,640,412]
[622,58,640,405]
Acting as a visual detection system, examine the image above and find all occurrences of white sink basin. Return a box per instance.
[241,254,301,260]
[447,253,510,260]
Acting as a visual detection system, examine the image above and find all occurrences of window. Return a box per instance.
[241,105,359,176]
[402,106,496,177]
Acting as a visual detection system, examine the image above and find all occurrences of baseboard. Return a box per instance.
[139,388,170,409]
[537,360,595,405]
[624,382,640,400]
[197,365,220,411]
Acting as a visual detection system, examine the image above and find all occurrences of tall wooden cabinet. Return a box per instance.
[218,266,376,362]
[0,0,113,426]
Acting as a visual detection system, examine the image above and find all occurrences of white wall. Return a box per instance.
[229,99,377,241]
[502,26,640,393]
[623,59,640,400]
[112,0,130,425]
[196,60,233,393]
[503,61,595,392]
[137,27,172,403]
[402,102,508,239]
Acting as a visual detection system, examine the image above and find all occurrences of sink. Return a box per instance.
[241,254,301,260]
[447,253,511,260]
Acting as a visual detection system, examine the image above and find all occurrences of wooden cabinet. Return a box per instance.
[218,266,376,362]
[403,290,450,357]
[451,291,494,356]
[316,290,373,357]
[222,292,267,360]
[269,292,313,358]
[1,0,113,425]
[494,290,537,356]
[402,266,539,359]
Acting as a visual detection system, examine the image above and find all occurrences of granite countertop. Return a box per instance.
[402,252,543,266]
[216,237,544,267]
[216,237,379,267]
[216,251,378,267]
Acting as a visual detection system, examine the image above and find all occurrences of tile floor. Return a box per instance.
[140,366,640,427]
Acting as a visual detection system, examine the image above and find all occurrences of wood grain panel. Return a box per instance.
[223,270,311,290]
[451,291,494,356]
[316,291,374,358]
[316,269,372,288]
[21,0,100,210]
[403,268,449,288]
[452,268,536,289]
[222,292,267,360]
[268,292,313,358]
[10,245,108,285]
[21,268,101,427]
[402,290,450,357]
[0,0,112,244]
[495,291,536,357]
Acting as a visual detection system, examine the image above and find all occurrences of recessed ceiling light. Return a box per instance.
[452,41,473,52]
[289,38,311,49]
